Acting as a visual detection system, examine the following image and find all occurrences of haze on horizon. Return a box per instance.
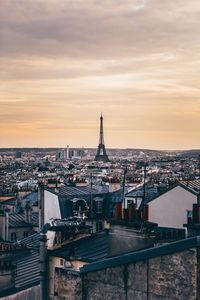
[0,0,200,150]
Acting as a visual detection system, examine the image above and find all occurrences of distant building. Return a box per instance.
[56,147,84,160]
[0,235,40,299]
[95,114,110,162]
[124,184,160,210]
[0,192,39,242]
[143,180,200,236]
[0,209,38,242]
[39,183,122,231]
[15,151,22,158]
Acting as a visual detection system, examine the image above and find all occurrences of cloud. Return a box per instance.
[0,0,200,148]
[0,0,200,59]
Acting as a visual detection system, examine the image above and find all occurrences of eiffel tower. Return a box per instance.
[95,114,110,162]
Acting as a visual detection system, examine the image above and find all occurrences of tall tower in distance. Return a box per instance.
[95,114,110,162]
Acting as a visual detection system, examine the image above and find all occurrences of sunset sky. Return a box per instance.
[0,0,200,149]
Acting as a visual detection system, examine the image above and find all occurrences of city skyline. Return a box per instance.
[1,0,200,150]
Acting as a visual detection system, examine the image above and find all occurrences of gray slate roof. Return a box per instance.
[180,180,200,195]
[126,185,158,200]
[20,232,40,248]
[59,185,109,197]
[12,233,41,290]
[50,231,109,262]
[8,212,39,228]
[8,213,32,228]
[15,250,40,288]
[8,231,109,295]
[32,212,39,226]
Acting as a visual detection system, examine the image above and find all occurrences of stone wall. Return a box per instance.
[53,248,198,300]
[197,248,200,300]
[83,266,126,300]
[148,249,197,300]
[54,268,82,300]
[83,248,197,300]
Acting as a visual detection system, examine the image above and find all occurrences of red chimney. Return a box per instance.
[115,203,123,220]
[143,204,149,222]
[128,203,136,221]
[193,204,200,223]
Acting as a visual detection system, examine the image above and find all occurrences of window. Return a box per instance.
[60,259,64,266]
[23,231,29,238]
[11,232,17,241]
[187,210,193,224]
[95,199,103,214]
[96,221,103,232]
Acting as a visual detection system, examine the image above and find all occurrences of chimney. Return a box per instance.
[193,204,200,223]
[0,256,16,291]
[5,212,9,241]
[38,182,44,228]
[115,203,123,220]
[40,224,50,300]
[123,208,129,221]
[142,204,149,222]
[0,211,9,241]
[128,203,136,222]
[0,213,5,241]
[25,202,32,223]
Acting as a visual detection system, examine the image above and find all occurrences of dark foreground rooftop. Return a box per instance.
[80,235,200,274]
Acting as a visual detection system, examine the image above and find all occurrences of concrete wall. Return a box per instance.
[0,285,40,300]
[148,186,196,229]
[53,248,197,300]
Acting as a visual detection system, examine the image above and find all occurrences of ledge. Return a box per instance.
[80,236,199,274]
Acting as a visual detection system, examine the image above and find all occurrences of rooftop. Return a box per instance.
[80,235,200,274]
[50,231,109,262]
[15,250,40,289]
[0,196,16,203]
[8,212,39,227]
[59,184,109,197]
[0,233,40,298]
[8,213,32,228]
[180,179,200,195]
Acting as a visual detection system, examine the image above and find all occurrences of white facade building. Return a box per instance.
[148,182,199,230]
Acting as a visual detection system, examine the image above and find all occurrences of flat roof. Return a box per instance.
[80,236,200,274]
[0,196,16,202]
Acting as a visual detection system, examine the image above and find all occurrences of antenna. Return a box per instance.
[143,161,148,203]
[122,165,128,210]
[90,173,94,232]
[198,154,200,179]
